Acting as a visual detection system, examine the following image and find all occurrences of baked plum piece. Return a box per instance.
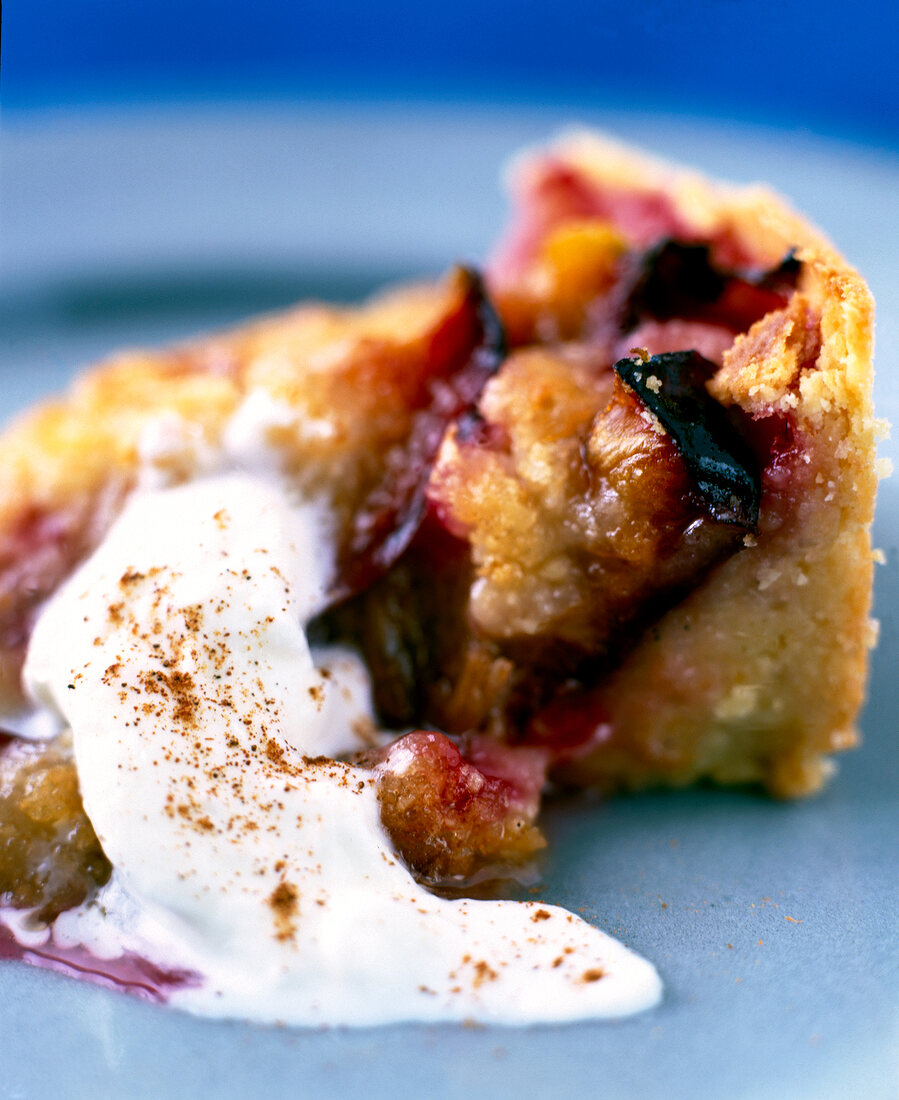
[430,346,755,660]
[0,733,110,919]
[370,731,548,886]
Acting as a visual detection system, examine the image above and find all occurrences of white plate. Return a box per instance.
[1,103,897,1099]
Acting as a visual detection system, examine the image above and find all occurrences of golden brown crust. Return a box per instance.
[0,279,459,527]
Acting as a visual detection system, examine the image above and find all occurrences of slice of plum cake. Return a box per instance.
[0,132,878,921]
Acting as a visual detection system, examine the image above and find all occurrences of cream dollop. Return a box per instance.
[24,472,662,1026]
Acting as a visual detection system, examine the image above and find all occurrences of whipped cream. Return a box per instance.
[22,470,662,1026]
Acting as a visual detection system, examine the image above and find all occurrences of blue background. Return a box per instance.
[3,0,898,148]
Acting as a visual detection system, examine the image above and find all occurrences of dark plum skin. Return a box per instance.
[614,350,761,529]
[332,267,506,602]
[621,240,799,334]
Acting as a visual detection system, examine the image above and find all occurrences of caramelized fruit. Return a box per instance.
[0,734,110,919]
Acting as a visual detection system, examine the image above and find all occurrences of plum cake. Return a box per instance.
[0,131,878,925]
